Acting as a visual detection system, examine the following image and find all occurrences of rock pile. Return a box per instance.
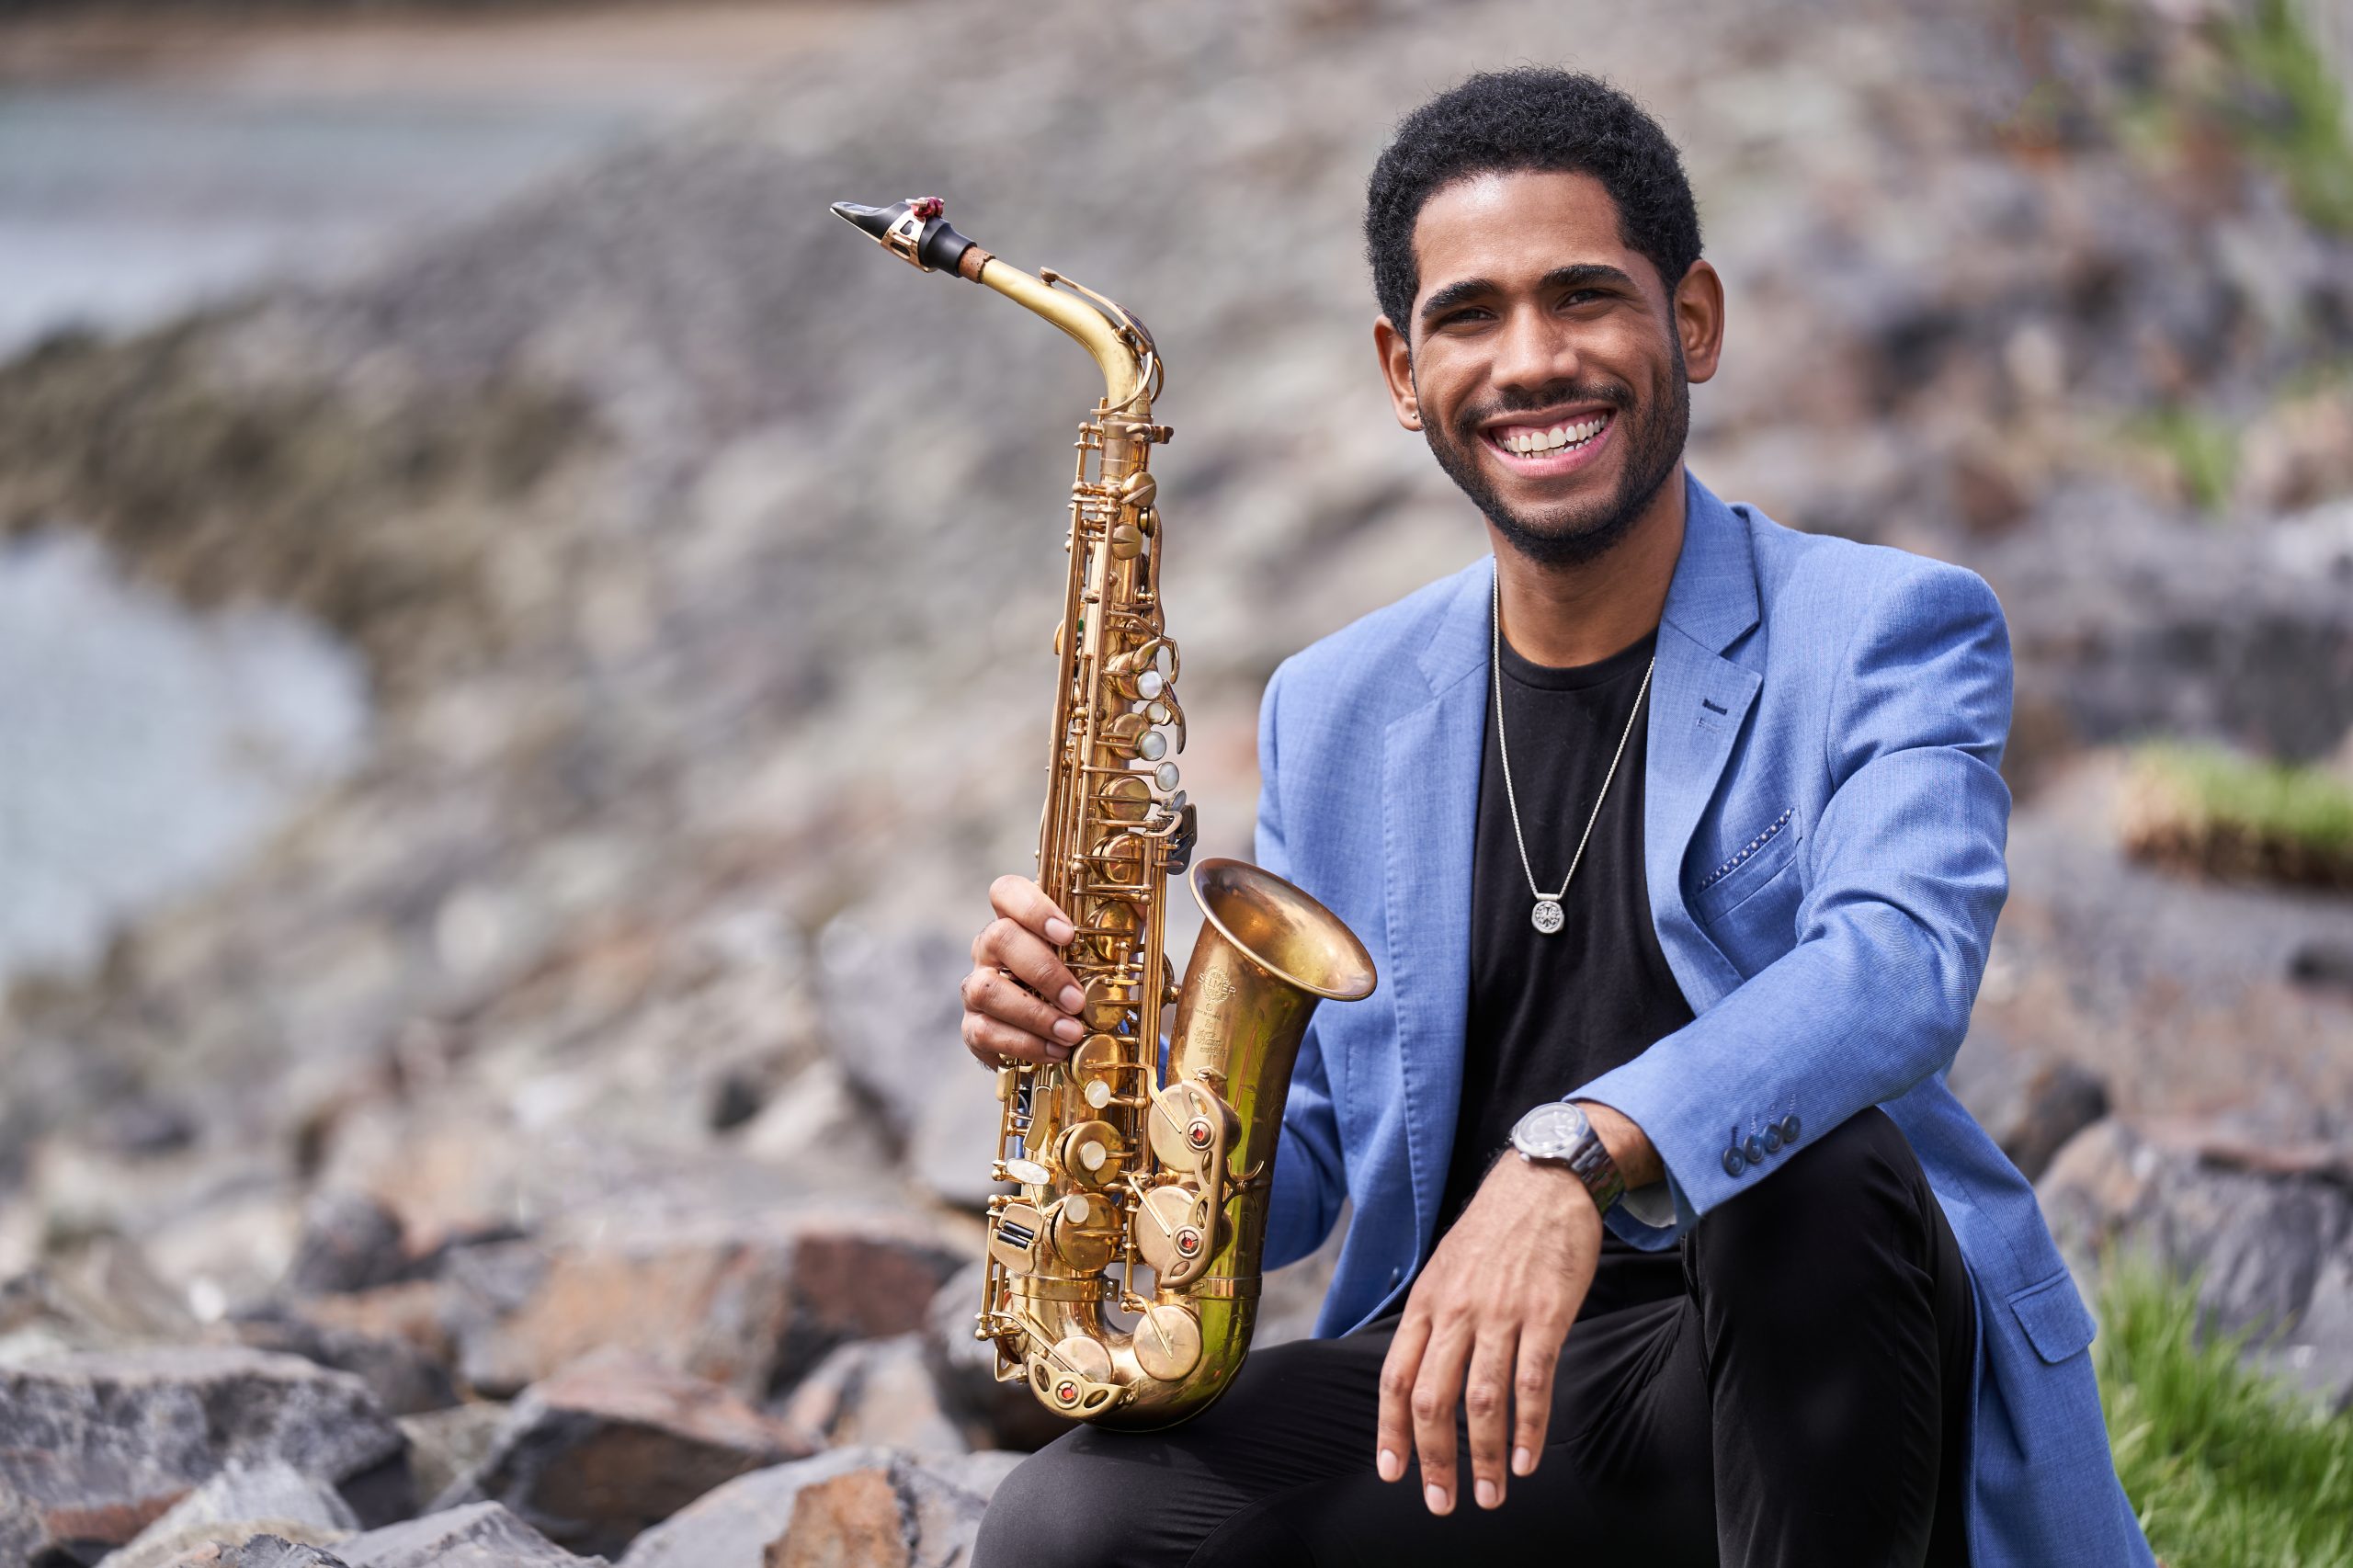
[1,0,2351,1553]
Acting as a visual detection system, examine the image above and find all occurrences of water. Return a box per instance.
[0,533,369,982]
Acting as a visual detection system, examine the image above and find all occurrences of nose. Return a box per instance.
[1489,302,1581,400]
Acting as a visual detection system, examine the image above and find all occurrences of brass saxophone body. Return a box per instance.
[831,198,1377,1428]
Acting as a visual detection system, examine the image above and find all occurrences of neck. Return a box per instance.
[1490,464,1687,668]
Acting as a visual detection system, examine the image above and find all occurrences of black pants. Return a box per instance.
[973,1107,1976,1568]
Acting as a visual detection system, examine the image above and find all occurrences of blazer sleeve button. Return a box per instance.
[1779,1114,1802,1145]
[1722,1147,1746,1177]
[1742,1135,1765,1165]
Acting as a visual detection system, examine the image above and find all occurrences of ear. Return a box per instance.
[1673,259,1726,385]
[1372,314,1422,430]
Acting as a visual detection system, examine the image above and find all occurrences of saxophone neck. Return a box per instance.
[831,197,1154,414]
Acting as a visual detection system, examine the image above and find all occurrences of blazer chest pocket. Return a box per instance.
[1690,806,1802,929]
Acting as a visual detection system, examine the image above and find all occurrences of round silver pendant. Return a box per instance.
[1530,899,1564,935]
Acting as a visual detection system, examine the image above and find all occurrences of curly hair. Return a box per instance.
[1364,68,1702,337]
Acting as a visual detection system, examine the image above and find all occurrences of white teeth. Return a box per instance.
[1498,415,1608,457]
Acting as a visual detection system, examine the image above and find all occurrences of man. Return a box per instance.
[960,69,2154,1567]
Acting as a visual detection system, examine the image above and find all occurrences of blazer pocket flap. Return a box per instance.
[2007,1269,2097,1364]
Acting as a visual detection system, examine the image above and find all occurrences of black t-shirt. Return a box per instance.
[1435,625,1697,1316]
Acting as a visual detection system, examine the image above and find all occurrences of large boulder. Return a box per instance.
[442,1208,966,1400]
[0,1347,407,1564]
[618,1449,1018,1568]
[435,1347,813,1560]
[2040,1118,2353,1410]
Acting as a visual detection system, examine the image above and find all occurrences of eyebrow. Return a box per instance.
[1416,263,1640,328]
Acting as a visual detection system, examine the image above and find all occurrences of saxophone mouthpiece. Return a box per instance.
[830,197,983,278]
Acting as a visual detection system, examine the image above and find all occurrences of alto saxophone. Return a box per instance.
[832,198,1377,1428]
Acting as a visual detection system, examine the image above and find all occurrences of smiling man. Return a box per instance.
[965,69,2154,1566]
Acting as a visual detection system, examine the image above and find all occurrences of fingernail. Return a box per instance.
[1377,1449,1400,1482]
[1475,1479,1497,1509]
[1053,1017,1084,1042]
[1045,917,1074,944]
[1424,1483,1449,1515]
[1512,1446,1533,1477]
[1058,985,1084,1012]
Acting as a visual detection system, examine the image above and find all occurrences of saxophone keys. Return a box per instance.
[1133,1184,1215,1285]
[1035,1336,1120,1416]
[1097,774,1152,823]
[1134,1302,1204,1382]
[1056,1117,1128,1187]
[1108,523,1145,561]
[1118,471,1158,509]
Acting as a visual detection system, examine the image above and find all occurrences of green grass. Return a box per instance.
[2120,742,2353,890]
[2216,0,2353,234]
[2127,406,2241,515]
[2097,1260,2353,1566]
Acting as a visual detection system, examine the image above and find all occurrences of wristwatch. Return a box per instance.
[1509,1101,1627,1217]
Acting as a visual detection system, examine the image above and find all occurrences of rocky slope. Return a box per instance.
[1,0,2350,1556]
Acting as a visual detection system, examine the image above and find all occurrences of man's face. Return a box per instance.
[1377,169,1718,567]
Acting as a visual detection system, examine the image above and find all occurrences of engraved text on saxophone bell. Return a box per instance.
[832,197,1376,1429]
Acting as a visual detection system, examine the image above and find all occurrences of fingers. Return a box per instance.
[963,877,1083,1072]
[1374,1310,1428,1488]
[1511,1324,1562,1480]
[959,971,1080,1067]
[972,903,1082,1017]
[1462,1327,1518,1510]
[1408,1315,1472,1515]
[989,874,1076,946]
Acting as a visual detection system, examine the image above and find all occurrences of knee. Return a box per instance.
[972,1439,1108,1568]
[1689,1107,1927,1290]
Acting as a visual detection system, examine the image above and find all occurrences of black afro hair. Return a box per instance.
[1364,68,1702,338]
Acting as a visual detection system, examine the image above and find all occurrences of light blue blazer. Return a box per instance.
[1255,473,2154,1566]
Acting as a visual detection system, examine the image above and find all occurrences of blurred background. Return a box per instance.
[1,0,2349,1563]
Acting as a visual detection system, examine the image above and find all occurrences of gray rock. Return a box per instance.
[620,1448,1018,1568]
[0,1346,408,1564]
[815,917,1009,1211]
[917,1264,1064,1453]
[775,1335,966,1458]
[394,1403,509,1512]
[436,1347,812,1560]
[183,1538,353,1568]
[99,1460,357,1568]
[2039,1119,2353,1410]
[335,1502,604,1567]
[286,1193,412,1297]
[230,1309,457,1419]
[1948,1051,2111,1182]
[0,1237,196,1366]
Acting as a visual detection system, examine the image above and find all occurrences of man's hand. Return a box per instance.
[1374,1152,1605,1516]
[959,875,1086,1070]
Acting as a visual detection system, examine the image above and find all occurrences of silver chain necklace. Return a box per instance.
[1490,570,1655,936]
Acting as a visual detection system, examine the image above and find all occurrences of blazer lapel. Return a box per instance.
[1381,558,1491,1256]
[1644,474,1764,1012]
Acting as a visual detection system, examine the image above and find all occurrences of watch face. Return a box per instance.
[1511,1102,1589,1161]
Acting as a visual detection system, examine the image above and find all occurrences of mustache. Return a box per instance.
[1451,379,1634,441]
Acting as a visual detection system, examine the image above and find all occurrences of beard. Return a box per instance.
[1419,338,1689,569]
